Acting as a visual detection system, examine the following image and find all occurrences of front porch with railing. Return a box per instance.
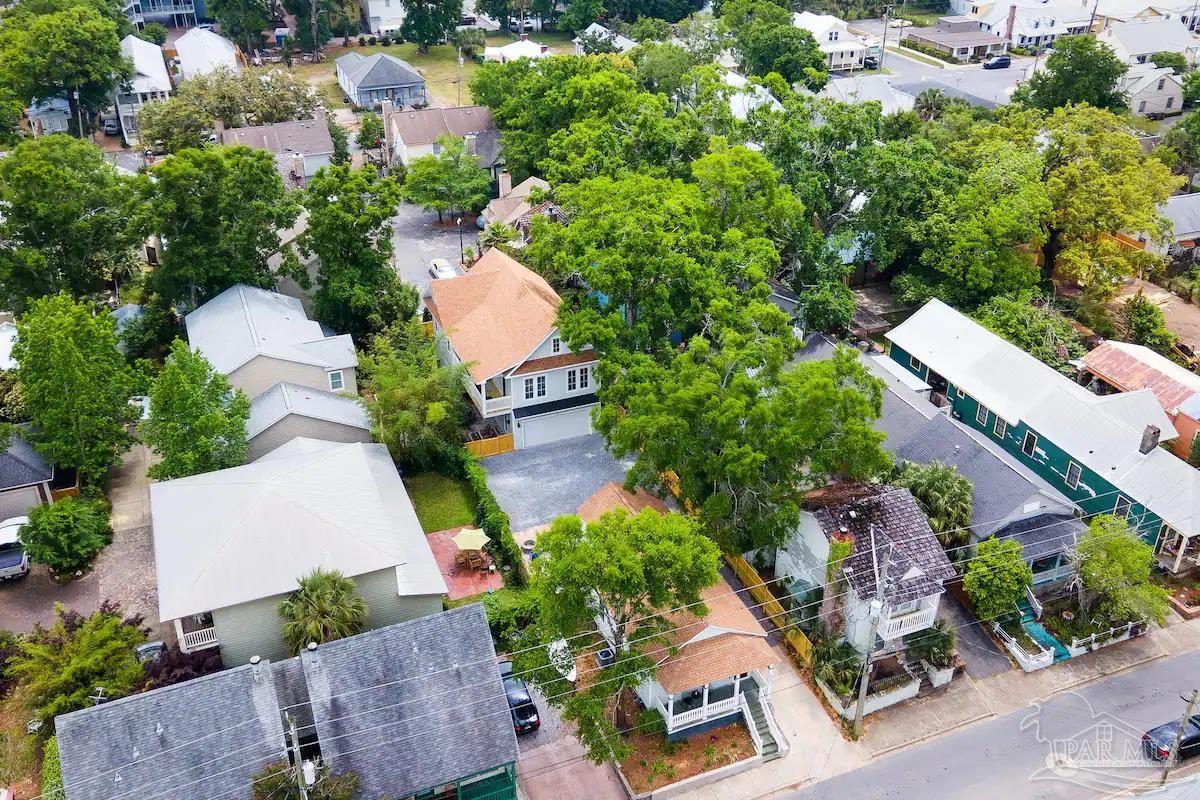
[642,669,774,736]
[174,613,219,653]
[877,603,938,640]
[1156,528,1200,574]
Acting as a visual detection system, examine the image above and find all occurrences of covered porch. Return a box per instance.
[174,612,219,652]
[639,668,775,735]
[1156,526,1200,574]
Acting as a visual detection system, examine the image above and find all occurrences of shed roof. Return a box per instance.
[247,382,371,441]
[809,485,956,605]
[302,605,519,798]
[1083,340,1200,415]
[175,28,240,78]
[336,51,425,90]
[426,248,562,382]
[576,481,670,523]
[56,664,287,800]
[151,439,445,620]
[1159,192,1200,241]
[888,299,1200,538]
[185,283,357,375]
[389,105,496,146]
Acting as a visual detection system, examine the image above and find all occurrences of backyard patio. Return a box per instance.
[427,526,505,600]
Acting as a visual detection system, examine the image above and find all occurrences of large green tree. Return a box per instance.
[894,461,973,551]
[135,95,214,154]
[0,135,142,311]
[14,294,134,484]
[143,339,250,480]
[516,507,720,763]
[298,164,405,340]
[1120,290,1178,356]
[973,295,1085,375]
[7,603,147,724]
[1012,36,1127,113]
[278,567,369,655]
[963,537,1032,621]
[1074,515,1170,626]
[137,146,300,307]
[402,135,493,223]
[207,0,270,52]
[400,0,463,53]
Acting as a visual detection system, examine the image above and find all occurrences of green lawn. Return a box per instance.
[404,471,478,532]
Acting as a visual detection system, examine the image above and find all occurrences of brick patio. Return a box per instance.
[427,527,505,600]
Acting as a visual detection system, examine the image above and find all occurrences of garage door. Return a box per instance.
[518,406,594,449]
[0,486,41,520]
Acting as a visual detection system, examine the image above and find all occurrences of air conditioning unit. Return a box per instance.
[596,647,616,669]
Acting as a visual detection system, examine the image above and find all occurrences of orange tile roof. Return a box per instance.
[1083,340,1200,415]
[576,481,669,523]
[648,576,781,695]
[427,248,561,383]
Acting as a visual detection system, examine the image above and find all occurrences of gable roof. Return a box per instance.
[574,22,637,51]
[55,664,287,800]
[1103,17,1196,55]
[995,512,1087,561]
[1121,62,1182,95]
[175,28,240,79]
[220,119,335,159]
[185,284,357,375]
[0,428,53,490]
[809,484,956,605]
[247,382,371,441]
[336,51,425,90]
[888,299,1200,538]
[1084,339,1200,415]
[426,248,562,382]
[151,439,446,620]
[1159,192,1200,240]
[820,76,915,115]
[389,105,496,146]
[120,34,171,95]
[576,481,669,523]
[648,576,781,694]
[302,605,519,798]
[792,10,847,35]
[484,176,551,227]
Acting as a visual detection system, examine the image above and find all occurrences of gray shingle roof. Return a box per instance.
[302,605,519,799]
[1160,193,1200,241]
[810,485,956,605]
[994,513,1086,562]
[247,382,370,441]
[55,664,287,800]
[336,51,425,90]
[0,429,53,490]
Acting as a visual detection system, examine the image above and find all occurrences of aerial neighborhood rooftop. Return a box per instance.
[5,2,1200,800]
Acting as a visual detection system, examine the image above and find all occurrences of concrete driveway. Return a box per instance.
[483,435,633,533]
[391,202,481,296]
[940,593,1011,680]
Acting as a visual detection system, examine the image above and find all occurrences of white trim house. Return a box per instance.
[113,34,171,145]
[793,11,868,70]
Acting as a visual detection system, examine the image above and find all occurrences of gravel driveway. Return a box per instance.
[483,435,633,533]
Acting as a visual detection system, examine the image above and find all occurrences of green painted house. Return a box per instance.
[885,299,1200,573]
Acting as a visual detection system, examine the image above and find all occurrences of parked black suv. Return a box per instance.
[983,54,1012,69]
[499,661,540,735]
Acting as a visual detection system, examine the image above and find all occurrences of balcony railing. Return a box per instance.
[878,605,937,640]
[180,626,220,652]
[666,694,741,732]
[483,395,512,415]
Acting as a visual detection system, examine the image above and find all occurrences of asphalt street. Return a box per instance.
[789,651,1200,800]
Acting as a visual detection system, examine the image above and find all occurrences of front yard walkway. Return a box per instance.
[427,526,504,600]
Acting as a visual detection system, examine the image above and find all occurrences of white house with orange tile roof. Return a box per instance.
[425,247,598,449]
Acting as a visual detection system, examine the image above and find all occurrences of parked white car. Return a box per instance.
[428,258,463,280]
[0,516,30,580]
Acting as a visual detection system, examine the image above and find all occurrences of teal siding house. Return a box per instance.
[885,299,1200,573]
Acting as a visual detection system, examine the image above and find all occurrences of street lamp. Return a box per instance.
[456,216,464,265]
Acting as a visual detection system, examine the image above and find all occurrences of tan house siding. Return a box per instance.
[247,416,372,462]
[228,355,357,400]
[210,567,443,667]
[1130,81,1182,117]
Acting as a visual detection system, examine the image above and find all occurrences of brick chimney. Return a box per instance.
[1139,424,1161,454]
[1005,4,1017,41]
[498,170,512,197]
[520,32,529,41]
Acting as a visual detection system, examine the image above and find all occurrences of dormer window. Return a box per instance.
[551,337,561,354]
[828,30,839,41]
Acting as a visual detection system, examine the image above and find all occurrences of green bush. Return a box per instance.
[41,736,63,799]
[903,619,956,668]
[481,589,538,650]
[900,40,961,63]
[444,447,528,587]
[20,496,112,574]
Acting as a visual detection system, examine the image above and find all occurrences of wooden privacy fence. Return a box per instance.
[419,320,434,336]
[726,554,812,666]
[465,433,514,458]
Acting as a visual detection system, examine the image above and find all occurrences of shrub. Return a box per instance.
[144,643,223,690]
[481,589,538,650]
[810,627,860,698]
[963,537,1032,621]
[444,448,527,586]
[0,629,19,699]
[368,35,378,45]
[901,40,961,63]
[19,497,111,574]
[41,736,63,800]
[358,35,366,45]
[903,619,956,668]
[278,568,369,655]
[380,35,392,45]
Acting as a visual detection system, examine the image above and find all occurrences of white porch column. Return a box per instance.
[701,685,709,719]
[733,673,741,699]
[173,618,187,652]
[1174,535,1187,572]
[765,666,775,699]
[666,694,674,733]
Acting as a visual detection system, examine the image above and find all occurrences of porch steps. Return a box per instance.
[746,695,781,762]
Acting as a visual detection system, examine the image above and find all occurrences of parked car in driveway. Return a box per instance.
[0,516,29,581]
[428,258,463,280]
[102,119,121,136]
[983,54,1011,69]
[508,18,534,31]
[499,661,540,734]
[863,55,879,69]
[1143,715,1200,761]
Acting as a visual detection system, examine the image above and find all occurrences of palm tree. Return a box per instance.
[914,88,947,122]
[894,461,974,551]
[480,222,519,251]
[278,568,369,655]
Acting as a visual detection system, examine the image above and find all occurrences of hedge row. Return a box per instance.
[899,40,962,64]
[42,736,63,800]
[444,447,528,587]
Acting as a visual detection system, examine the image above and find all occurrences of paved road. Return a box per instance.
[879,50,1032,107]
[788,651,1200,800]
[391,202,479,295]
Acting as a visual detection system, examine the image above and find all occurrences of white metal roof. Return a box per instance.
[793,10,847,36]
[247,382,371,440]
[175,28,241,79]
[574,23,637,52]
[0,322,16,370]
[887,300,1200,537]
[1102,17,1196,56]
[151,439,446,620]
[820,76,915,115]
[120,35,171,95]
[1160,193,1200,241]
[184,284,357,375]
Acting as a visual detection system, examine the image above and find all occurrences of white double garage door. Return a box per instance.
[514,404,595,449]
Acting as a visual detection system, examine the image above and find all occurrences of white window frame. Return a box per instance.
[579,366,590,389]
[1065,460,1082,490]
[975,404,989,426]
[955,386,965,399]
[536,375,546,397]
[1022,431,1038,457]
[1114,495,1133,519]
[909,354,923,371]
[551,337,561,354]
[994,416,1007,439]
[524,378,535,400]
[328,370,345,391]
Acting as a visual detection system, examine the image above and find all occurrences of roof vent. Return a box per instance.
[155,723,164,737]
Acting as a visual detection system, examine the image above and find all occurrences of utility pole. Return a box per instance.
[879,5,894,72]
[286,713,310,800]
[1086,0,1100,32]
[1160,689,1199,786]
[853,535,892,737]
[457,48,463,107]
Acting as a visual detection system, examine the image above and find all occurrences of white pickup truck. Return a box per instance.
[0,516,29,580]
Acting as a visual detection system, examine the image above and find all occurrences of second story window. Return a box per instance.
[552,337,561,354]
[524,378,534,400]
[567,370,577,391]
[828,30,839,41]
[580,367,590,389]
[328,370,344,391]
[537,375,546,397]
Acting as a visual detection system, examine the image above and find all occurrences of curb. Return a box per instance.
[1050,642,1169,696]
[866,708,997,759]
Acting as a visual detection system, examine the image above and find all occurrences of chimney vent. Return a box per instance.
[498,170,512,197]
[250,655,263,683]
[306,641,318,651]
[1139,424,1161,454]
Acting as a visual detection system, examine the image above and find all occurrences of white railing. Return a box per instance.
[668,694,741,732]
[483,395,512,415]
[740,697,763,756]
[992,622,1053,672]
[756,695,790,756]
[180,626,220,652]
[878,605,938,639]
[1025,586,1043,619]
[1067,621,1141,657]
